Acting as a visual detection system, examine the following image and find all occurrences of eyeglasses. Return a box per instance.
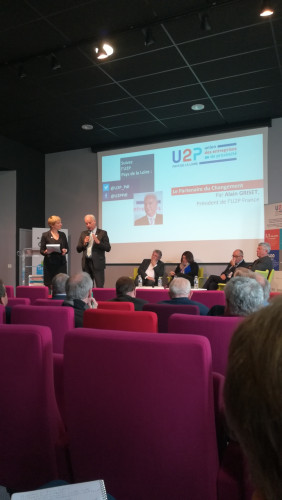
[232,254,241,258]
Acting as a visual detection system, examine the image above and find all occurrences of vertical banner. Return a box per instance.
[264,203,282,271]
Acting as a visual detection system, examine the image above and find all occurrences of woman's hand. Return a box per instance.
[61,248,67,255]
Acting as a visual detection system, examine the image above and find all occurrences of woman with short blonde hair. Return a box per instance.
[40,215,69,288]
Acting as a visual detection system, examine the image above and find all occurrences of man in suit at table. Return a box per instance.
[159,277,209,316]
[203,249,248,290]
[135,249,164,286]
[134,193,163,226]
[77,214,111,288]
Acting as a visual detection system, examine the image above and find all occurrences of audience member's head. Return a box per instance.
[224,276,264,316]
[0,279,8,306]
[169,276,191,299]
[234,268,271,303]
[224,296,282,500]
[257,241,271,257]
[52,273,69,296]
[116,276,136,297]
[65,272,92,302]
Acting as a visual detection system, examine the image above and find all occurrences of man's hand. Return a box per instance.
[146,276,155,282]
[84,235,90,245]
[220,274,226,280]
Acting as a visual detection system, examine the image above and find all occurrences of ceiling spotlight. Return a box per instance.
[199,13,212,31]
[142,28,155,47]
[95,43,114,60]
[260,1,274,16]
[51,53,61,71]
[81,124,93,131]
[191,103,205,111]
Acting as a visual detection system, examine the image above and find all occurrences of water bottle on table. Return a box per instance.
[158,276,163,287]
[194,275,199,289]
[138,275,143,287]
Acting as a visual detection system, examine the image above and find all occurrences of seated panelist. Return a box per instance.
[203,249,248,290]
[169,251,198,287]
[135,249,164,287]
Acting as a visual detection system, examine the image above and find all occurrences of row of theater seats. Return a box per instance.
[6,285,227,306]
[0,323,252,500]
[1,300,241,375]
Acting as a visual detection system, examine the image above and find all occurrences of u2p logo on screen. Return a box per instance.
[172,148,202,163]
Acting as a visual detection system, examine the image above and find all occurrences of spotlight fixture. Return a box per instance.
[199,13,212,31]
[51,53,61,71]
[191,103,205,111]
[95,43,114,59]
[81,124,93,131]
[142,27,155,47]
[259,0,274,16]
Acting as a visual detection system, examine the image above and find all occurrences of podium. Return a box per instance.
[19,248,44,286]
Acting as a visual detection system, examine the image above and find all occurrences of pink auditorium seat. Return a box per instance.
[136,288,170,303]
[0,324,69,492]
[167,314,244,375]
[16,285,49,304]
[35,298,64,306]
[7,297,31,307]
[143,303,199,332]
[11,305,75,354]
[191,290,226,308]
[5,285,14,297]
[0,305,5,323]
[92,288,116,301]
[83,309,158,333]
[97,301,134,311]
[64,328,245,500]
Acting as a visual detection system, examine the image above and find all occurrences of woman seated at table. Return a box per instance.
[169,251,199,286]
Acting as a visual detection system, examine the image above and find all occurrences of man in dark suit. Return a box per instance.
[159,276,209,315]
[111,276,148,311]
[203,249,248,290]
[77,214,111,288]
[135,249,164,286]
[250,242,273,274]
[134,193,163,226]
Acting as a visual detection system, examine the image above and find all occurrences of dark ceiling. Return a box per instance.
[0,0,281,154]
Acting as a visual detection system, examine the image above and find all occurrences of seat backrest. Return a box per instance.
[255,269,269,279]
[191,290,226,308]
[92,288,116,301]
[0,304,5,324]
[0,324,67,491]
[168,313,243,375]
[135,288,170,303]
[143,303,199,332]
[7,297,31,307]
[64,329,219,500]
[5,285,14,297]
[83,309,158,333]
[16,285,49,304]
[268,268,275,282]
[35,298,64,306]
[97,301,134,311]
[11,305,75,353]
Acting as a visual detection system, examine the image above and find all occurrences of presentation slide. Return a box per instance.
[98,127,267,264]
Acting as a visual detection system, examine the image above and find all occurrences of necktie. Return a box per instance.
[87,232,93,257]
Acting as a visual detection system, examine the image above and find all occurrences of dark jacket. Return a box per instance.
[160,297,209,316]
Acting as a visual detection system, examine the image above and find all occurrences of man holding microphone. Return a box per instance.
[77,214,111,288]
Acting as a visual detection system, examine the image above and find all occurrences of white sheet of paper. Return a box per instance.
[46,244,61,254]
[11,480,107,500]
